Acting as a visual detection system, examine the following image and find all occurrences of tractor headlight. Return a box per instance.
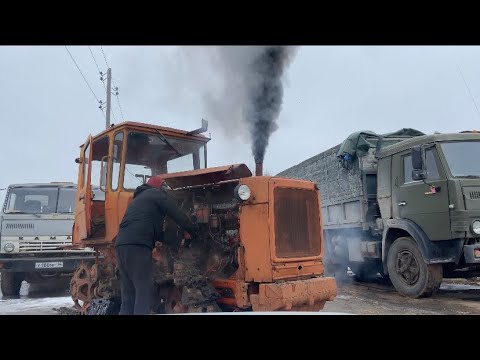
[234,184,251,201]
[472,220,480,235]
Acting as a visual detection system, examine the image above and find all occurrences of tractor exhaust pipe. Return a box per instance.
[255,162,263,176]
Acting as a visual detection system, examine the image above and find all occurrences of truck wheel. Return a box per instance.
[387,237,443,298]
[1,271,24,296]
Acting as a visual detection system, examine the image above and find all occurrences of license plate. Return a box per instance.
[35,261,63,269]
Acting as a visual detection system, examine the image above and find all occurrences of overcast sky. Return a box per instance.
[1,46,480,194]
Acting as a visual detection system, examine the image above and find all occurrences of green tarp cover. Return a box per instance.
[337,128,425,160]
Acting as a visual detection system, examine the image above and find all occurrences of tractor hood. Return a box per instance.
[160,164,252,189]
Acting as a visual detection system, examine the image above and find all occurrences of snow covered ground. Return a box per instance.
[0,280,75,315]
[0,295,74,315]
[2,277,480,315]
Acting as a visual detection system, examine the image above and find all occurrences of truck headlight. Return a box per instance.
[3,243,15,253]
[234,184,251,201]
[472,220,480,235]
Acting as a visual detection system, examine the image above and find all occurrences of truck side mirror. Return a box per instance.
[411,146,426,181]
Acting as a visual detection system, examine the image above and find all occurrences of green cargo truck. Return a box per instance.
[278,129,480,298]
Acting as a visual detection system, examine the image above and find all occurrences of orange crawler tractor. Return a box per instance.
[70,120,337,314]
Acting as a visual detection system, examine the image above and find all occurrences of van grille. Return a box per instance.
[5,223,34,229]
[274,188,321,258]
[19,239,72,252]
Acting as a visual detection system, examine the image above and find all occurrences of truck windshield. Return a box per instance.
[440,141,480,177]
[123,131,206,190]
[4,187,76,214]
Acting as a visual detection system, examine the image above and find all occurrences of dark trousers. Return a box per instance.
[115,245,153,315]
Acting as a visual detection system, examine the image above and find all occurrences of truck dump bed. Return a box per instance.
[278,129,424,231]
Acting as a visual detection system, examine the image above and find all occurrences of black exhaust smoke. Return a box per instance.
[245,46,297,166]
[175,46,297,171]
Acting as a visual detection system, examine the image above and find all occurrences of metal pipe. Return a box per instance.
[255,163,263,176]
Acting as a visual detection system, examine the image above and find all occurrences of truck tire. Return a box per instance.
[1,271,24,296]
[387,237,443,298]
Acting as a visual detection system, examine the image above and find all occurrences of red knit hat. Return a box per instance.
[146,175,166,189]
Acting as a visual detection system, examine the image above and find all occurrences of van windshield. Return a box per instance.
[440,141,480,177]
[4,187,76,214]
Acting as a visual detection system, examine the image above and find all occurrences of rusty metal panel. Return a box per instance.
[240,203,273,283]
[273,188,321,259]
[160,164,252,189]
[213,279,250,309]
[272,260,324,280]
[249,277,337,311]
[73,136,93,242]
[104,190,121,242]
[92,121,211,144]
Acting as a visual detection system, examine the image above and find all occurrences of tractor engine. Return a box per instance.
[151,180,241,312]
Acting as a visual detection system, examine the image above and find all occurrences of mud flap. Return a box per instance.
[87,298,121,315]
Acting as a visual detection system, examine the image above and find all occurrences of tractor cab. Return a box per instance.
[73,120,210,247]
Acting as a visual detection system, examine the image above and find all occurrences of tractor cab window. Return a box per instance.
[123,131,206,190]
[91,136,110,191]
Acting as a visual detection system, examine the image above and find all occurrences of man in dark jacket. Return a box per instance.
[115,175,198,315]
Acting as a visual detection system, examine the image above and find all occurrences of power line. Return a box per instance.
[111,106,118,123]
[88,46,103,75]
[116,93,125,120]
[100,46,110,68]
[65,46,102,105]
[89,46,108,95]
[112,79,126,120]
[457,65,480,120]
[90,47,118,124]
[100,47,126,121]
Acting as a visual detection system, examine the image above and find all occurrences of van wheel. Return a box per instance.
[1,271,24,296]
[387,237,442,298]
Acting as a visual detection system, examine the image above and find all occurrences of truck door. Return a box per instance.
[393,146,451,240]
[76,136,93,240]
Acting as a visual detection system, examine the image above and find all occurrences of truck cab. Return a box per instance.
[377,132,480,295]
[0,183,95,296]
[279,129,480,298]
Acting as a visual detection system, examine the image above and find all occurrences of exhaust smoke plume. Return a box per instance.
[243,46,297,164]
[181,46,297,165]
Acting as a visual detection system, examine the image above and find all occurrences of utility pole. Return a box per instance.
[105,68,112,129]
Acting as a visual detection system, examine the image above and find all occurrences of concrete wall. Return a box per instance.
[277,144,365,207]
